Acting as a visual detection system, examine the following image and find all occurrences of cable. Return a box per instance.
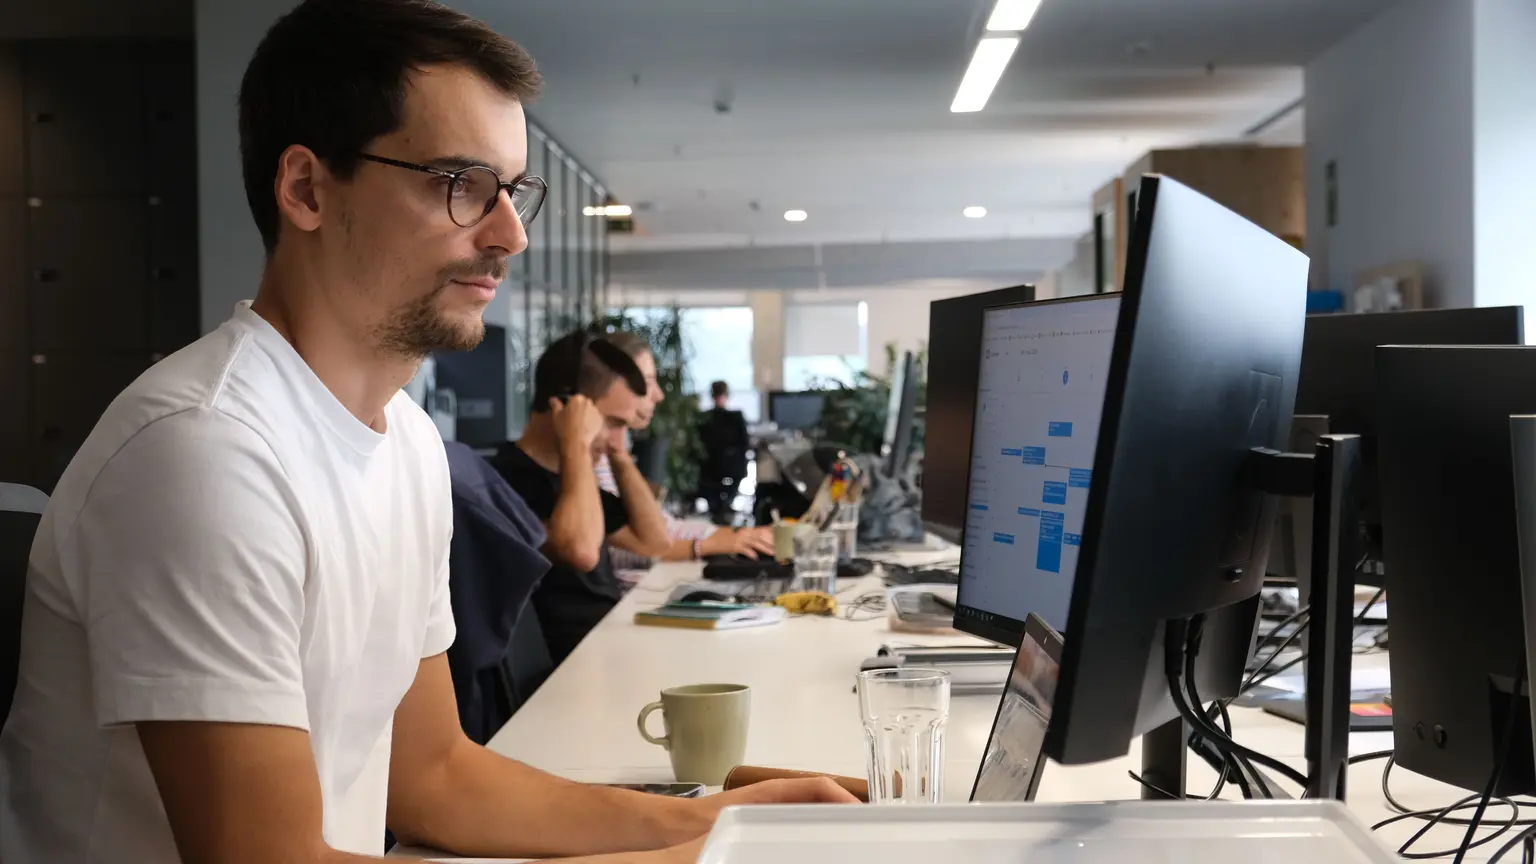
[1185,653,1266,799]
[1374,793,1521,860]
[1451,660,1527,864]
[1490,824,1536,864]
[1166,619,1309,790]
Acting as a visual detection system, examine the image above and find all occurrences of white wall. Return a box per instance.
[1473,0,1536,337]
[1304,0,1476,307]
[196,0,294,332]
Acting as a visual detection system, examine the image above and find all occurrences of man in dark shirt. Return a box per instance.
[494,330,672,662]
[698,380,751,524]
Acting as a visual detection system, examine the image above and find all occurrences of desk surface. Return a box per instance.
[402,556,1506,861]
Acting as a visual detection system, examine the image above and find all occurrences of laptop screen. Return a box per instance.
[971,613,1062,802]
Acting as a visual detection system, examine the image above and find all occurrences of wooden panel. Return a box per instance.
[0,44,23,198]
[32,352,148,492]
[1091,177,1125,292]
[27,198,149,353]
[0,198,22,352]
[24,41,146,196]
[1138,146,1305,243]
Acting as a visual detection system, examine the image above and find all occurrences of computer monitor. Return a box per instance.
[922,285,1035,543]
[1375,345,1536,795]
[767,390,825,432]
[1280,307,1526,585]
[881,351,919,476]
[1043,175,1309,766]
[951,294,1120,644]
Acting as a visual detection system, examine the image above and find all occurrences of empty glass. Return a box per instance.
[857,668,950,804]
[793,530,839,594]
[828,502,860,563]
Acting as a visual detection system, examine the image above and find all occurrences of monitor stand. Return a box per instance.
[1138,435,1362,801]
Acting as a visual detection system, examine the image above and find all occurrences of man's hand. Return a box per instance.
[550,396,605,453]
[700,526,776,560]
[656,777,860,847]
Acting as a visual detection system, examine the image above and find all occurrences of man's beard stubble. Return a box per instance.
[375,255,509,358]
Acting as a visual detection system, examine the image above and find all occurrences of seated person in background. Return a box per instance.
[442,440,552,745]
[597,332,775,571]
[494,330,673,663]
[698,380,751,525]
[0,3,852,861]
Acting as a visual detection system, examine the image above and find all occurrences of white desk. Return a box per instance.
[402,558,1506,861]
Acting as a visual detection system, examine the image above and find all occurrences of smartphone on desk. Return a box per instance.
[602,782,706,798]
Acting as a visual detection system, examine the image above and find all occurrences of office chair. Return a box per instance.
[1,483,47,723]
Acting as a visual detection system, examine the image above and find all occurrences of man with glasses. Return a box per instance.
[0,2,852,863]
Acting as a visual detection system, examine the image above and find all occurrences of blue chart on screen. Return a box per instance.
[960,297,1120,632]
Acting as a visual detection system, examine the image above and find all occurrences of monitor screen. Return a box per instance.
[953,294,1120,643]
[768,391,825,431]
[971,614,1062,802]
[921,285,1035,543]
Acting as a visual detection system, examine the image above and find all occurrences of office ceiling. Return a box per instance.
[458,0,1402,263]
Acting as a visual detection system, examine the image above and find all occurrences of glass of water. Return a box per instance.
[828,502,860,563]
[856,668,950,804]
[793,530,839,594]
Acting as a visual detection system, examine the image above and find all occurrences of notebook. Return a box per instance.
[634,602,788,631]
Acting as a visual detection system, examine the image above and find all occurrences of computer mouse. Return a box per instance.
[680,590,734,604]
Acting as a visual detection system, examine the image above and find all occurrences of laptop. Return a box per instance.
[969,612,1063,802]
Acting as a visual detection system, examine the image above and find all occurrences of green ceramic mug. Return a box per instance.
[637,683,751,786]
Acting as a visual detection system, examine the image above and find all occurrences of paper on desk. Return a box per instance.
[1263,665,1391,695]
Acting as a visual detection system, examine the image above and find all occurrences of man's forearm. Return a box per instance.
[392,739,697,859]
[547,443,606,567]
[611,453,671,553]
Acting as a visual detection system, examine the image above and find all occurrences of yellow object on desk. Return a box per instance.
[775,591,837,616]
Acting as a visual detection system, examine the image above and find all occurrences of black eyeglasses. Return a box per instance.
[357,153,547,228]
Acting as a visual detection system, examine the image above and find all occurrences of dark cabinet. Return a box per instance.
[32,353,149,491]
[23,42,147,197]
[27,199,150,354]
[0,198,22,352]
[147,199,199,355]
[0,38,198,488]
[143,45,196,200]
[0,46,22,198]
[0,354,28,486]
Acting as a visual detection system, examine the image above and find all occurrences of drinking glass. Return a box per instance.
[856,668,950,804]
[828,502,860,562]
[793,530,839,594]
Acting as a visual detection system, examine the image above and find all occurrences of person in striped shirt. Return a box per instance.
[599,331,774,578]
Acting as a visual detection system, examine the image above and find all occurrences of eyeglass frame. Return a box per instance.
[356,153,548,229]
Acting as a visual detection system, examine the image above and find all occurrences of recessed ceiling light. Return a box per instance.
[964,206,988,219]
[986,0,1045,32]
[784,209,808,222]
[951,37,1019,113]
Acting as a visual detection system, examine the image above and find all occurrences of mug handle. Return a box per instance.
[637,701,670,749]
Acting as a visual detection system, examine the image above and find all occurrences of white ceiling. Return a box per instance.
[458,0,1401,259]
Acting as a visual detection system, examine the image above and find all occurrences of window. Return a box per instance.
[783,301,868,390]
[617,306,759,422]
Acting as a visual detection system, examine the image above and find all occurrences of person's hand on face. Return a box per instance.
[701,526,776,559]
[550,396,605,453]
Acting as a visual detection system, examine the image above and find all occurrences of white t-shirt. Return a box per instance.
[0,302,456,861]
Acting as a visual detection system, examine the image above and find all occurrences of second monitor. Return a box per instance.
[952,294,1120,645]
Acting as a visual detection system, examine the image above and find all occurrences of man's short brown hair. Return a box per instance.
[602,330,653,362]
[531,330,647,411]
[239,0,542,253]
[710,380,730,400]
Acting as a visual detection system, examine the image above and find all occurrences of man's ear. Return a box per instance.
[272,144,328,237]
